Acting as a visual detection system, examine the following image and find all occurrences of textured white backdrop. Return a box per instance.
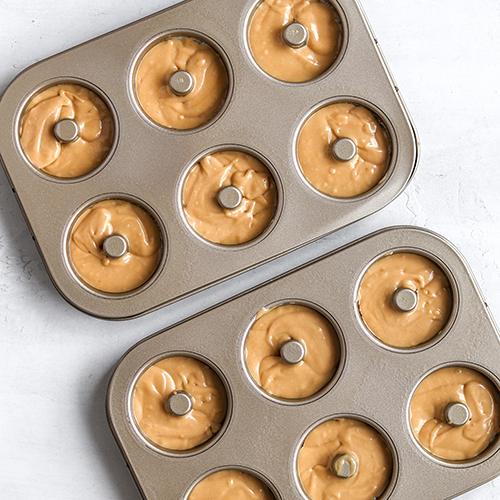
[1,0,499,498]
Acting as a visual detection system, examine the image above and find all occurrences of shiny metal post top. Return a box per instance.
[445,402,470,427]
[280,339,306,364]
[165,391,194,416]
[102,234,129,259]
[331,453,358,479]
[169,70,195,96]
[392,287,419,312]
[282,21,309,49]
[331,137,357,162]
[217,185,244,210]
[53,119,80,143]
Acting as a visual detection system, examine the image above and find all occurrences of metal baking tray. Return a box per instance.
[0,0,418,319]
[107,226,500,500]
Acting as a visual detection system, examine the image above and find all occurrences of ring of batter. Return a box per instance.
[297,102,390,198]
[249,0,342,83]
[135,36,228,130]
[298,417,394,500]
[20,83,114,178]
[133,356,228,452]
[183,150,277,246]
[410,366,500,461]
[69,199,162,294]
[357,252,453,348]
[245,304,341,400]
[188,470,275,500]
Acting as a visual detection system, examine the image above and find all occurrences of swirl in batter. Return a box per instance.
[249,0,342,82]
[298,103,390,198]
[298,418,393,500]
[358,253,452,348]
[189,470,275,500]
[20,84,114,178]
[70,199,161,293]
[245,304,340,399]
[133,356,227,451]
[135,36,228,129]
[183,151,277,245]
[410,366,500,461]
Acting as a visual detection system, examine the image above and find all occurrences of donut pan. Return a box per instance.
[0,0,418,319]
[107,226,500,500]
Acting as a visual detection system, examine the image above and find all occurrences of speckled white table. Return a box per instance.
[1,0,499,498]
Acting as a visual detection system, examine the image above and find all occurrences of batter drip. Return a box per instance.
[358,253,452,348]
[136,36,228,129]
[298,103,390,198]
[189,470,275,500]
[410,366,500,461]
[20,84,114,178]
[133,356,227,451]
[298,418,393,500]
[183,151,277,245]
[70,199,161,293]
[245,304,340,399]
[249,0,342,82]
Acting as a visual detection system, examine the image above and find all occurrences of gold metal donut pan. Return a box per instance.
[0,0,418,319]
[107,227,500,500]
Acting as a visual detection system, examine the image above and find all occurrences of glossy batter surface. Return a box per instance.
[20,84,114,178]
[70,200,161,293]
[246,304,340,399]
[249,0,341,82]
[298,103,389,198]
[410,366,500,461]
[184,151,277,245]
[298,418,393,500]
[189,470,275,500]
[133,356,227,451]
[136,37,228,129]
[358,253,452,348]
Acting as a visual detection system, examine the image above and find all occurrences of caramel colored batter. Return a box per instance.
[136,37,228,129]
[20,84,114,178]
[410,366,500,461]
[133,356,227,451]
[70,200,161,293]
[358,253,452,348]
[246,304,340,399]
[189,470,275,500]
[184,151,277,245]
[298,418,393,500]
[249,0,341,83]
[298,103,390,198]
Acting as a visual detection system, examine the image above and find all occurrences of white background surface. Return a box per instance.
[1,0,500,498]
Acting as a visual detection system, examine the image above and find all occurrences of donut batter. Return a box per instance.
[298,418,393,500]
[410,366,500,461]
[189,470,275,500]
[298,103,390,198]
[249,0,342,82]
[358,253,452,348]
[246,304,340,399]
[20,84,114,178]
[183,151,277,245]
[70,199,161,293]
[133,356,227,451]
[136,37,228,129]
